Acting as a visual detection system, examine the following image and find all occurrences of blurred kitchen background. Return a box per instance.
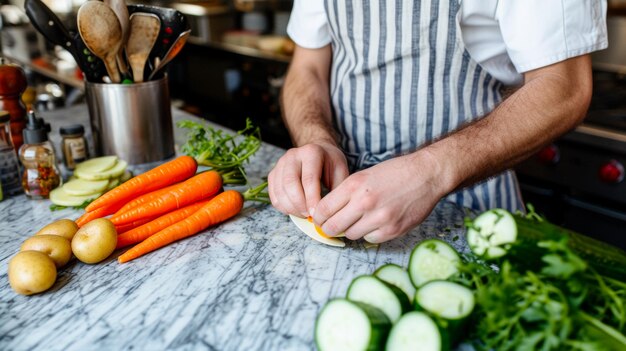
[1,0,625,247]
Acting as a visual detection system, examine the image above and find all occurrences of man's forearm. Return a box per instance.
[281,46,337,147]
[419,55,593,193]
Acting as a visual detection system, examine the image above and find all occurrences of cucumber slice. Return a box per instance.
[346,275,411,323]
[315,299,390,351]
[414,280,475,343]
[119,170,133,183]
[374,264,416,303]
[466,209,517,259]
[50,187,101,207]
[75,160,127,181]
[74,156,118,173]
[62,178,109,196]
[409,239,460,287]
[106,177,120,191]
[386,311,448,351]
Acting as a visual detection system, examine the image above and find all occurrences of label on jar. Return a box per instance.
[64,138,87,169]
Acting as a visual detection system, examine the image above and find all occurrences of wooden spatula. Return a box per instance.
[126,13,160,83]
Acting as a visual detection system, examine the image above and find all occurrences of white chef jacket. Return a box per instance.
[287,0,608,86]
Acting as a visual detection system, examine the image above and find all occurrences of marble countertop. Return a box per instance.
[0,105,471,351]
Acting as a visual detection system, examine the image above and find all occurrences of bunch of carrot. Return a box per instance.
[74,120,269,263]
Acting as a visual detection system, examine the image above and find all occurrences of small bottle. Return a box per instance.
[18,110,61,198]
[60,124,88,170]
[0,111,22,197]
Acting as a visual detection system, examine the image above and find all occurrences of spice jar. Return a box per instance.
[60,124,88,170]
[18,110,61,198]
[0,111,22,197]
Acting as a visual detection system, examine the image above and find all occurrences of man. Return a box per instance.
[268,1,608,243]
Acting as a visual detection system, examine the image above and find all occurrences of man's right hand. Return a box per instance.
[268,141,349,218]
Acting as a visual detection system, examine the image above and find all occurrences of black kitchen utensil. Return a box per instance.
[128,4,189,80]
[24,0,108,83]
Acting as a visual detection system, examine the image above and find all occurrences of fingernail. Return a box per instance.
[309,208,315,217]
[364,233,380,244]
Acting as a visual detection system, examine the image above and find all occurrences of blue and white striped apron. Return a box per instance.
[323,0,524,212]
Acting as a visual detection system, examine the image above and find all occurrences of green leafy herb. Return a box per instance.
[177,118,262,185]
[462,238,626,351]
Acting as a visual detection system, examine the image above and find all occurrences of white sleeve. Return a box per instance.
[286,0,331,49]
[496,0,608,73]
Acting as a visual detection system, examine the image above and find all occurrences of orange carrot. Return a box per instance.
[115,217,156,234]
[116,200,211,249]
[118,189,245,263]
[85,155,197,213]
[114,183,180,216]
[75,202,124,227]
[110,170,223,226]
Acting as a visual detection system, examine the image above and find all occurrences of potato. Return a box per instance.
[71,218,117,264]
[21,235,72,268]
[8,251,57,295]
[35,219,79,241]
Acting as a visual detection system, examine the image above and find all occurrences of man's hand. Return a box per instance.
[268,141,349,218]
[311,150,447,243]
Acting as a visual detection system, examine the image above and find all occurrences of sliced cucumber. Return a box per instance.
[62,178,109,196]
[50,187,101,207]
[346,275,411,323]
[316,299,391,351]
[119,170,133,183]
[385,311,448,351]
[409,239,460,287]
[374,264,416,303]
[75,160,127,181]
[414,280,475,343]
[106,177,120,191]
[74,156,118,173]
[467,209,517,259]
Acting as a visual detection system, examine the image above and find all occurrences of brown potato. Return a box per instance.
[71,218,117,264]
[8,251,57,295]
[21,235,72,268]
[35,219,79,241]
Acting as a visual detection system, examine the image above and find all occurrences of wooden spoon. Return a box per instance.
[77,1,123,83]
[126,13,160,83]
[104,0,130,76]
[148,30,190,80]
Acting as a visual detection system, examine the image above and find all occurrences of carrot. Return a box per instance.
[117,182,269,263]
[113,183,180,216]
[85,155,197,213]
[115,217,156,234]
[75,202,124,227]
[116,200,211,249]
[118,190,243,263]
[110,170,223,226]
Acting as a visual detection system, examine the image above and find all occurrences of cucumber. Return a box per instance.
[385,311,449,351]
[74,156,118,173]
[62,178,109,196]
[347,275,412,323]
[50,187,101,207]
[75,160,127,181]
[408,239,461,288]
[467,209,626,281]
[414,280,475,343]
[315,299,391,351]
[106,177,120,191]
[120,170,133,182]
[373,264,416,303]
[466,209,516,259]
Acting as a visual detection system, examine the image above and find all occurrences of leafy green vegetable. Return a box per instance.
[460,238,626,351]
[177,118,262,185]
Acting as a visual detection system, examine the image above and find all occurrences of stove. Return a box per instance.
[515,70,626,249]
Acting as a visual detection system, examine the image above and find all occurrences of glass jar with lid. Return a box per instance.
[60,124,88,170]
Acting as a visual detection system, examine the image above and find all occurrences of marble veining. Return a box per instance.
[0,106,471,351]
